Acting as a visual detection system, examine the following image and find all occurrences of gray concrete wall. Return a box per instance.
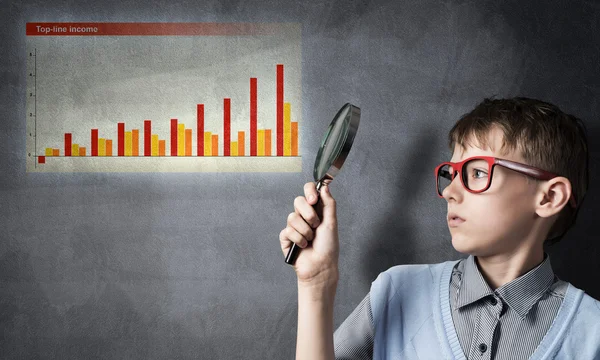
[1,1,599,358]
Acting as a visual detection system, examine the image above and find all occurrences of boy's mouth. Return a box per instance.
[447,213,465,226]
[447,212,464,220]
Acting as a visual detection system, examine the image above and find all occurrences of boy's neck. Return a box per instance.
[474,248,545,290]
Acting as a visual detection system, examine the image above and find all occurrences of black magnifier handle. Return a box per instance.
[284,181,324,265]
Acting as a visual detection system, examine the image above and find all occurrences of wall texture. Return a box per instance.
[1,0,598,359]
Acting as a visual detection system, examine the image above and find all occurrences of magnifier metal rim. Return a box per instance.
[313,103,361,183]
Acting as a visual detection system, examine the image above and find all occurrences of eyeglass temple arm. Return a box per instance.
[494,159,577,208]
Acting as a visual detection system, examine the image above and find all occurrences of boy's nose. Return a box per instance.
[441,176,463,203]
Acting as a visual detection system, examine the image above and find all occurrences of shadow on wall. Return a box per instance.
[361,126,440,283]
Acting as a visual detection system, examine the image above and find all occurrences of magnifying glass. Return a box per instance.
[285,103,361,265]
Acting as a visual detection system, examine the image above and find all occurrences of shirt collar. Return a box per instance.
[455,253,555,318]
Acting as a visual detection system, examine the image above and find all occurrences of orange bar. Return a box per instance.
[79,147,86,156]
[292,122,298,156]
[265,129,272,156]
[238,131,245,156]
[106,140,113,156]
[212,134,219,156]
[26,23,280,36]
[185,129,192,156]
[132,129,139,156]
[159,140,166,156]
[53,149,59,156]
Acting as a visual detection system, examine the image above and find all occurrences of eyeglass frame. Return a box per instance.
[434,156,577,209]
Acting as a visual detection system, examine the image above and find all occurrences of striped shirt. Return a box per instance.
[333,253,567,360]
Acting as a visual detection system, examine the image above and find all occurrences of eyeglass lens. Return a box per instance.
[437,159,490,195]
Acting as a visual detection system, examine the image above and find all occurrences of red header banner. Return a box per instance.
[26,22,281,36]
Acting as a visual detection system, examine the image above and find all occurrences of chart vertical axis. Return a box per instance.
[34,48,37,168]
[28,48,38,167]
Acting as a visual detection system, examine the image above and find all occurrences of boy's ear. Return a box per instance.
[535,177,572,218]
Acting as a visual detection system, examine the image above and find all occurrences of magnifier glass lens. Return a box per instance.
[314,106,351,182]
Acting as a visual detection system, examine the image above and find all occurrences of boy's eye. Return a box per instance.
[472,169,488,179]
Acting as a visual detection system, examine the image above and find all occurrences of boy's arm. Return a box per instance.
[278,182,340,359]
[296,274,338,360]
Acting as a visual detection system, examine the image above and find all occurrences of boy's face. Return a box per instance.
[443,127,540,257]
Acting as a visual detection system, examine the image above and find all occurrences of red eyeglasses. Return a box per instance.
[435,156,577,208]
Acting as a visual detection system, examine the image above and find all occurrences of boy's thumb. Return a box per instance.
[319,184,336,220]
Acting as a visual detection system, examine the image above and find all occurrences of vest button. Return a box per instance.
[479,343,488,353]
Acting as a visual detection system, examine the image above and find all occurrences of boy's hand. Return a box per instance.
[279,182,339,288]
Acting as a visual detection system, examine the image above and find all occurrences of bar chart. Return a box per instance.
[26,23,302,172]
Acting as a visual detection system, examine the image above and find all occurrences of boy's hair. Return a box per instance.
[447,97,590,245]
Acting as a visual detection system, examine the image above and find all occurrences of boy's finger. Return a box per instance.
[304,182,318,205]
[293,196,321,228]
[288,212,315,242]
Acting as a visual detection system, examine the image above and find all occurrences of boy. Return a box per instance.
[279,97,600,359]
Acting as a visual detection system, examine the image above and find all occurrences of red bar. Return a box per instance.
[65,133,72,156]
[118,123,125,156]
[224,98,231,156]
[91,129,98,156]
[26,23,280,36]
[277,64,284,156]
[250,78,257,156]
[197,104,204,156]
[38,156,45,164]
[171,119,178,156]
[144,120,151,156]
